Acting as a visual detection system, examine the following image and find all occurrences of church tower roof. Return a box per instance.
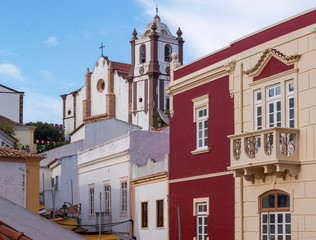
[139,15,177,39]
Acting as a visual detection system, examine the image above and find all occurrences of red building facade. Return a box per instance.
[167,61,235,239]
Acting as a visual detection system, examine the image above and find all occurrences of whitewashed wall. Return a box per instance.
[0,161,26,207]
[0,86,21,123]
[114,72,129,122]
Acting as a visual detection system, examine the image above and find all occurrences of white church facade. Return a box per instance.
[62,14,184,140]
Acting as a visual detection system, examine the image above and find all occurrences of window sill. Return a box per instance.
[191,148,210,155]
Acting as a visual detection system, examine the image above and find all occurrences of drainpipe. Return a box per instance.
[240,63,244,240]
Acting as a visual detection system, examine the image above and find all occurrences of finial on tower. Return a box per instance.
[156,4,158,16]
[132,29,138,40]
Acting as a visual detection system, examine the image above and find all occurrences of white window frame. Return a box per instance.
[266,84,281,128]
[191,95,210,155]
[286,80,294,128]
[88,185,95,218]
[261,211,291,240]
[193,197,209,240]
[104,183,111,213]
[120,180,128,213]
[254,90,262,130]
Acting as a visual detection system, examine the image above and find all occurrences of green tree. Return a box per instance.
[0,120,14,135]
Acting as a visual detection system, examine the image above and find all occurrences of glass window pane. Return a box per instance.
[199,217,202,224]
[204,217,207,225]
[263,225,267,233]
[203,109,207,116]
[258,106,262,116]
[278,236,283,240]
[286,224,291,234]
[270,225,275,234]
[204,120,207,128]
[270,114,274,125]
[258,117,262,127]
[269,88,274,97]
[262,194,275,208]
[289,98,294,108]
[278,224,283,233]
[277,112,281,122]
[286,235,291,240]
[289,82,294,92]
[199,140,202,147]
[271,214,275,223]
[290,109,294,119]
[263,236,267,240]
[199,110,202,118]
[290,120,294,128]
[277,101,281,111]
[199,131,202,138]
[278,214,283,223]
[257,92,262,101]
[285,213,291,223]
[204,129,208,137]
[263,214,267,223]
[199,122,202,129]
[199,226,202,233]
[278,193,290,208]
[204,138,208,146]
[276,86,281,95]
[269,103,274,113]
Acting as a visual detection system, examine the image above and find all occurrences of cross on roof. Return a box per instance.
[99,42,105,56]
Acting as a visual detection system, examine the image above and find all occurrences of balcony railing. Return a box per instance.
[228,127,300,181]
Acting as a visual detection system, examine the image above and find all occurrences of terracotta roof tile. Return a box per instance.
[0,146,46,159]
[0,115,22,127]
[111,61,131,77]
[0,220,31,240]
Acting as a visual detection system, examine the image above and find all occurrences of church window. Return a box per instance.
[68,110,71,115]
[164,45,172,62]
[140,44,146,63]
[139,98,143,103]
[97,79,105,93]
[260,190,291,240]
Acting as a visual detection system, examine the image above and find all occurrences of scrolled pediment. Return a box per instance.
[244,48,301,77]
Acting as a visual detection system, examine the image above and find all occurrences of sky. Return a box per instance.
[0,0,315,124]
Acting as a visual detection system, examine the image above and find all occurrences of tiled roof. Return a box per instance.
[0,146,46,159]
[0,115,22,127]
[0,220,31,240]
[111,61,131,77]
[0,84,24,94]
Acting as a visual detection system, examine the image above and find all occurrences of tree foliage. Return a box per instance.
[26,122,64,142]
[0,121,14,135]
[152,110,169,129]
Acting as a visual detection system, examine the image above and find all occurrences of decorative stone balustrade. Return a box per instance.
[228,127,300,181]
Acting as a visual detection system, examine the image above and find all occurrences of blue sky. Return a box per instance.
[0,0,315,124]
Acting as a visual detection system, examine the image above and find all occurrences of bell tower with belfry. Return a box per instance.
[127,10,184,130]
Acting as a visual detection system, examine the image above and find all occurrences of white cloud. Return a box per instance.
[135,0,316,61]
[44,37,58,47]
[0,63,25,81]
[0,49,14,56]
[23,90,63,124]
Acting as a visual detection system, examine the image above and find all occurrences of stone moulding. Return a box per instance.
[244,48,301,77]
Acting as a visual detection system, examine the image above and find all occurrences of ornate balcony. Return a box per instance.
[228,127,300,181]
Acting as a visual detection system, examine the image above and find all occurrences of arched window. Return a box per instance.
[259,190,291,240]
[140,44,146,63]
[164,44,172,62]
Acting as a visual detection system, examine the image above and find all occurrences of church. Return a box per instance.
[61,14,184,141]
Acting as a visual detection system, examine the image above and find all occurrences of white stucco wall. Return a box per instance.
[70,125,85,143]
[78,134,131,233]
[134,180,168,240]
[0,85,21,123]
[0,161,26,207]
[75,87,85,128]
[114,72,129,122]
[90,58,108,117]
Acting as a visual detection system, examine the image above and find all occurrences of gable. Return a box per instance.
[253,56,294,81]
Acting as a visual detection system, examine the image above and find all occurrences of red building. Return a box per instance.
[167,55,235,239]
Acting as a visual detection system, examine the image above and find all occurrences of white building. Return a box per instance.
[77,129,169,239]
[0,84,24,124]
[131,156,169,240]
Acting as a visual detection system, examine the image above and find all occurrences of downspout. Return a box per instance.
[240,63,244,240]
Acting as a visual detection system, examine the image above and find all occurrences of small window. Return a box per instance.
[254,90,262,130]
[286,81,294,128]
[140,44,146,63]
[193,198,209,240]
[104,184,111,213]
[266,84,281,128]
[156,200,164,228]
[89,186,95,217]
[141,202,148,228]
[97,79,105,93]
[164,45,172,62]
[260,190,291,240]
[121,181,127,213]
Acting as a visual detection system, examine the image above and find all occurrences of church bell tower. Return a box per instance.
[127,14,184,130]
